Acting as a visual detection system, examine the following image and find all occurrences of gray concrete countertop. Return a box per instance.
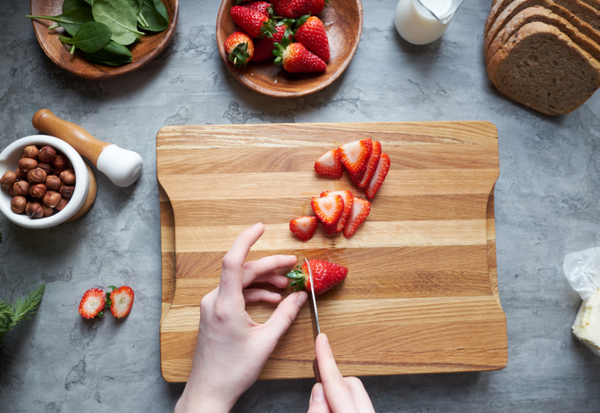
[1,0,599,411]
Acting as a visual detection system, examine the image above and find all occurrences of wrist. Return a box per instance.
[175,382,235,413]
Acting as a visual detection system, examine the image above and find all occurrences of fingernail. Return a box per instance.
[320,333,329,347]
[310,383,324,402]
[296,291,307,307]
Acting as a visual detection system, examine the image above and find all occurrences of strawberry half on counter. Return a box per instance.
[295,15,330,62]
[79,288,106,319]
[290,216,318,241]
[107,286,135,319]
[343,197,371,237]
[274,37,327,73]
[320,190,353,233]
[311,194,343,226]
[365,153,391,200]
[287,259,348,295]
[224,30,255,68]
[314,148,343,178]
[338,138,373,178]
[230,6,277,38]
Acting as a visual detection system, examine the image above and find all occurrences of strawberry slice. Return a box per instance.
[290,216,318,241]
[343,197,371,237]
[314,148,343,178]
[78,288,106,319]
[320,190,353,233]
[311,194,343,226]
[338,139,372,176]
[358,141,381,188]
[365,153,391,200]
[287,259,348,295]
[108,286,135,319]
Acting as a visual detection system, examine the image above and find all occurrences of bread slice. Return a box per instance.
[487,22,600,115]
[485,0,600,57]
[486,6,600,65]
[492,0,600,12]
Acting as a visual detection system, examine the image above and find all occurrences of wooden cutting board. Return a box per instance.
[158,122,507,383]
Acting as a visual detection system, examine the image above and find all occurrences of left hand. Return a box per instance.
[175,223,308,413]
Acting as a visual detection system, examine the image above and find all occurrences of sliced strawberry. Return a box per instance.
[338,139,372,176]
[287,259,348,295]
[314,148,343,178]
[108,286,135,319]
[358,141,381,188]
[78,288,106,319]
[320,190,353,233]
[290,216,318,241]
[311,194,343,226]
[364,153,390,200]
[343,197,371,237]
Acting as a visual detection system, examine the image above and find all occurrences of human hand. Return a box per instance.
[307,334,375,413]
[175,223,308,413]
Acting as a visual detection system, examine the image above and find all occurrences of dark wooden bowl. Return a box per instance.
[29,0,179,80]
[216,0,363,98]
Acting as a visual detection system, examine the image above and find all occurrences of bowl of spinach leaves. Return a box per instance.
[28,0,178,80]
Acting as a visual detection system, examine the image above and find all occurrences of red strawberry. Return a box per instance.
[285,0,328,18]
[338,139,372,176]
[295,15,330,62]
[271,0,290,15]
[365,153,390,200]
[287,259,348,295]
[274,38,326,73]
[230,6,276,39]
[314,148,342,178]
[253,22,292,61]
[78,288,106,319]
[311,194,343,225]
[320,190,353,233]
[343,197,371,237]
[242,1,273,17]
[290,216,318,241]
[358,141,381,188]
[224,31,255,68]
[108,286,135,319]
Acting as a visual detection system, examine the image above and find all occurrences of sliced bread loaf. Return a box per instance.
[487,22,600,115]
[492,0,600,12]
[485,6,600,65]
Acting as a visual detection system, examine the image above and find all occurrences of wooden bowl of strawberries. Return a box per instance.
[216,0,363,98]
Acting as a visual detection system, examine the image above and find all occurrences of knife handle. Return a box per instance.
[313,358,321,383]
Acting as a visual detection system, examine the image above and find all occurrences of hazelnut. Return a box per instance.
[59,184,74,199]
[39,146,57,163]
[23,145,39,159]
[41,204,54,217]
[10,196,27,214]
[60,169,76,185]
[13,180,30,196]
[16,168,27,180]
[42,190,61,208]
[27,168,47,184]
[18,158,38,173]
[38,162,53,174]
[52,154,68,171]
[1,171,17,190]
[8,185,16,197]
[45,175,62,191]
[55,197,69,211]
[30,183,47,199]
[26,202,44,219]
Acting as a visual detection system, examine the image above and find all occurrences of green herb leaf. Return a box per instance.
[27,8,94,36]
[0,285,45,347]
[59,21,112,53]
[152,0,169,22]
[92,0,145,46]
[139,0,168,32]
[63,0,91,13]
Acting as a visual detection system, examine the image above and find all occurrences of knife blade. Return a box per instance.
[305,258,322,383]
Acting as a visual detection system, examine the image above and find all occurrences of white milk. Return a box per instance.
[394,0,453,45]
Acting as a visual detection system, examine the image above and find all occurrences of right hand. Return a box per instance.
[307,334,375,413]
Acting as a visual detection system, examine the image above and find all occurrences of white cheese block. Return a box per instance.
[572,287,600,356]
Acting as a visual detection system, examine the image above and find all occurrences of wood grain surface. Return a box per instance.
[158,122,507,383]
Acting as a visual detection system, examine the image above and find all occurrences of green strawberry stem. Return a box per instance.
[259,20,277,39]
[286,267,306,292]
[228,42,250,68]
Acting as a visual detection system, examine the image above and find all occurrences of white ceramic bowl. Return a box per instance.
[0,135,89,229]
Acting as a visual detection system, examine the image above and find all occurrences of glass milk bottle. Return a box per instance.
[395,0,465,45]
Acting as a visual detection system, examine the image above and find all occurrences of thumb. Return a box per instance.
[263,291,308,339]
[307,383,332,413]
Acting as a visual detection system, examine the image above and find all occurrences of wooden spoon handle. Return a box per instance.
[32,109,110,166]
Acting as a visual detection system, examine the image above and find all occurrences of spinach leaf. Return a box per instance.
[59,21,112,53]
[27,7,94,36]
[140,0,168,32]
[92,0,144,46]
[63,0,91,12]
[86,40,133,66]
[84,0,94,5]
[153,0,169,22]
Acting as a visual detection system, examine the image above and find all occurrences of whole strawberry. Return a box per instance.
[271,0,290,15]
[274,38,326,73]
[295,15,330,61]
[230,6,277,38]
[254,21,292,61]
[224,30,255,68]
[242,1,273,17]
[287,259,348,295]
[285,0,328,18]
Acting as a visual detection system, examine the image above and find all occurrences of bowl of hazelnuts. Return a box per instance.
[0,135,89,229]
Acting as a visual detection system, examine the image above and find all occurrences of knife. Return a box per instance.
[305,258,322,383]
